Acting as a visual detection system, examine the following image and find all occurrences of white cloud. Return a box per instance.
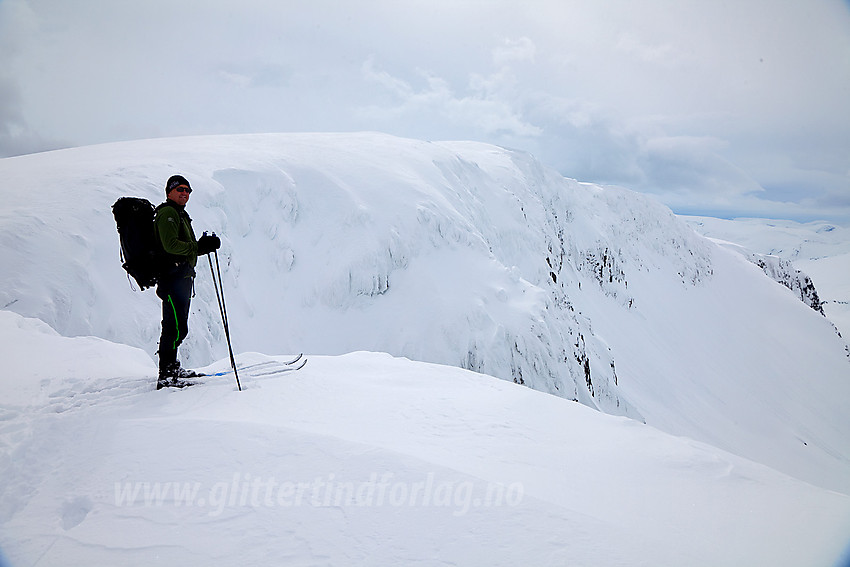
[492,37,536,66]
[614,33,681,67]
[361,57,542,139]
[361,58,416,100]
[637,136,765,196]
[0,0,848,222]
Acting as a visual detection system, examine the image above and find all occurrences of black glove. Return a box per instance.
[197,233,221,255]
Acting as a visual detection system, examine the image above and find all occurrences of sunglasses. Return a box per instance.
[172,185,192,194]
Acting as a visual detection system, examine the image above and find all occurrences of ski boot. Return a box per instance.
[156,362,200,390]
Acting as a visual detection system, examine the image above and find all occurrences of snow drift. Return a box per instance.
[1,311,848,566]
[0,132,848,496]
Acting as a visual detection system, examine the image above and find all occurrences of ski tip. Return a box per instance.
[285,353,304,365]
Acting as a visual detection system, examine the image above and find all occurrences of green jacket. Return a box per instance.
[155,200,198,275]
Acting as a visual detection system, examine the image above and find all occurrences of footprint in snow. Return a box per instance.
[61,496,92,530]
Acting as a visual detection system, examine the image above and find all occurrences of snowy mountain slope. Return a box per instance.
[0,133,644,418]
[1,311,848,567]
[746,250,824,314]
[0,133,848,496]
[684,215,850,339]
[585,242,850,493]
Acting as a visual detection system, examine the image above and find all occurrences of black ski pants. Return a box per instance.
[156,274,193,371]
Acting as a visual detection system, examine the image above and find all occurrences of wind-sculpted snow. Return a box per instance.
[1,132,848,494]
[3,312,849,566]
[193,137,716,420]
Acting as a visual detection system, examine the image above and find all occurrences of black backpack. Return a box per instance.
[112,197,161,290]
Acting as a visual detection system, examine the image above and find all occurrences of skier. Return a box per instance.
[154,175,220,389]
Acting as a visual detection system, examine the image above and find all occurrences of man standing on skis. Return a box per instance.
[154,174,220,389]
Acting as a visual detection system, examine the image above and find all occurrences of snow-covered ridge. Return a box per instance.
[1,132,848,495]
[684,215,850,339]
[710,239,825,316]
[748,247,824,315]
[752,253,824,314]
[0,133,712,417]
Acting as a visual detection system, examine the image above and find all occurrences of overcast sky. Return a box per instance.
[1,0,849,223]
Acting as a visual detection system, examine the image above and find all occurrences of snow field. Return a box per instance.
[1,312,848,566]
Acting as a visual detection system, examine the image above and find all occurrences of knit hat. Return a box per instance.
[165,175,191,196]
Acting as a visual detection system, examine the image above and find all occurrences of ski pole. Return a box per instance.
[208,247,241,391]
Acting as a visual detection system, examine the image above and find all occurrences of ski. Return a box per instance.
[207,354,305,377]
[252,357,307,376]
[283,353,304,366]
